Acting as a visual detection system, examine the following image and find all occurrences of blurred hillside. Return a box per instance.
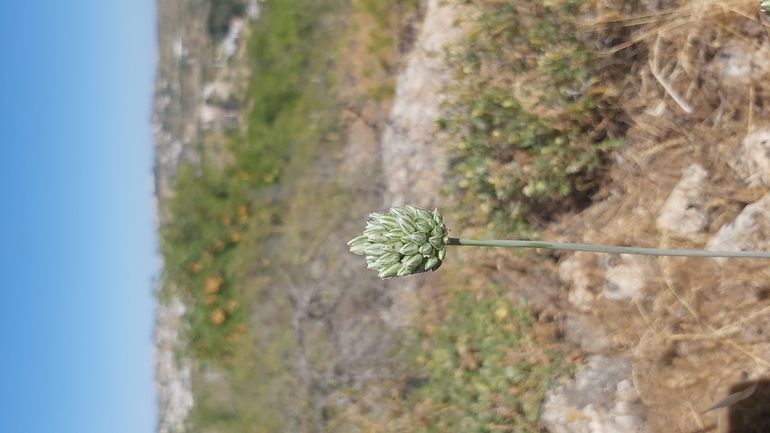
[152,0,257,431]
[153,0,257,206]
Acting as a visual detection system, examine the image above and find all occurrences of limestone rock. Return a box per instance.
[559,252,599,312]
[603,255,649,301]
[656,163,709,239]
[707,192,770,263]
[706,44,770,89]
[380,0,468,209]
[541,356,649,433]
[563,315,611,353]
[155,297,194,433]
[728,128,770,188]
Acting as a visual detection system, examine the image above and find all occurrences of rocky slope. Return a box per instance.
[380,1,770,431]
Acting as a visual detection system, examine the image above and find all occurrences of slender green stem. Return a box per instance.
[448,238,770,259]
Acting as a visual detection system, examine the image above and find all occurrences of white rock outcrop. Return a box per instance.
[559,252,598,312]
[729,128,770,188]
[380,0,468,209]
[707,192,770,263]
[541,356,649,433]
[154,297,193,433]
[603,255,649,301]
[656,163,709,239]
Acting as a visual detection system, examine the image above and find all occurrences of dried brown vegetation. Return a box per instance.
[533,0,770,430]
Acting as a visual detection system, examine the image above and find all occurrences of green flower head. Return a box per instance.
[348,205,449,279]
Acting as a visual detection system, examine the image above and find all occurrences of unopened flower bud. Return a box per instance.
[348,205,449,279]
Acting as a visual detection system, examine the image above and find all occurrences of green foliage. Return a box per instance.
[324,281,574,433]
[357,0,419,27]
[188,320,295,432]
[355,0,421,97]
[397,286,571,433]
[208,0,247,42]
[235,0,339,181]
[160,0,341,363]
[442,0,625,236]
[159,164,252,360]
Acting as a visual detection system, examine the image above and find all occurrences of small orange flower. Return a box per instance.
[209,309,226,325]
[203,276,224,294]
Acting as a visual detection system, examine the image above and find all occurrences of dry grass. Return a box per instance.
[538,0,770,431]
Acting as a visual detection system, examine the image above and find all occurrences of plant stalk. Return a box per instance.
[448,238,770,259]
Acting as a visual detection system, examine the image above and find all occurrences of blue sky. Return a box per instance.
[0,1,157,432]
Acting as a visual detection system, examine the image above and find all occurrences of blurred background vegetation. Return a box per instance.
[157,0,636,431]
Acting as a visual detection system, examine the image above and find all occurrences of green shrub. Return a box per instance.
[159,164,250,359]
[391,284,572,433]
[442,0,626,236]
[320,279,573,433]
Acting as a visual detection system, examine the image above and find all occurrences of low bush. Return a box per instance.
[441,0,627,236]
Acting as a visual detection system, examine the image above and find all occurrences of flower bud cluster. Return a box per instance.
[348,205,449,279]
